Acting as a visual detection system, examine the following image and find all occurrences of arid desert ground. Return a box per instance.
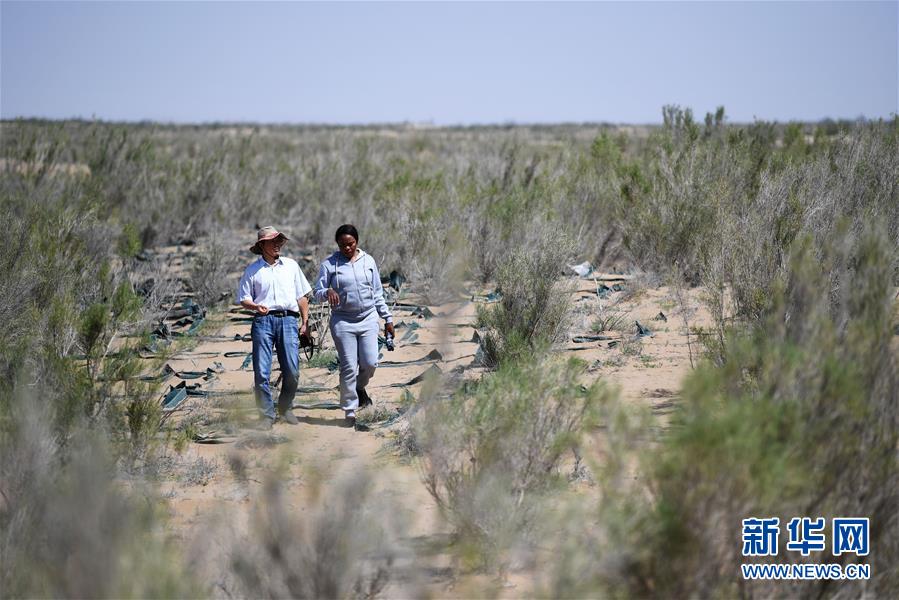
[2,116,897,598]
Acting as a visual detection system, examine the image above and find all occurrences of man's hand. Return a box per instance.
[385,322,395,337]
[300,321,308,336]
[240,300,269,315]
[327,288,340,308]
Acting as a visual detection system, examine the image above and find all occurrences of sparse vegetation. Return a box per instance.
[188,232,240,307]
[476,232,577,367]
[0,403,202,597]
[590,301,629,334]
[305,349,339,370]
[181,455,219,486]
[355,402,397,426]
[1,112,896,596]
[225,470,399,599]
[543,228,899,597]
[414,357,609,572]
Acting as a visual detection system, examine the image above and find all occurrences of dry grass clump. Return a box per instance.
[609,109,898,304]
[180,455,219,486]
[354,403,397,426]
[413,357,609,573]
[590,299,629,334]
[225,469,400,599]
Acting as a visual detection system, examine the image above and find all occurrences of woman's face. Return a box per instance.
[337,234,358,259]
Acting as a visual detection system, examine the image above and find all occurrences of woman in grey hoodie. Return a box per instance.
[314,224,394,428]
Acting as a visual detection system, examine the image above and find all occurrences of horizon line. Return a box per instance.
[2,114,894,129]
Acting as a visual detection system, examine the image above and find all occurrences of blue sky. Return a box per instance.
[1,1,897,124]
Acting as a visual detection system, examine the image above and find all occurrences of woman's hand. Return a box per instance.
[385,322,395,337]
[327,288,340,308]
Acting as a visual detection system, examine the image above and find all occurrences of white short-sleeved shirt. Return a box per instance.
[237,257,312,312]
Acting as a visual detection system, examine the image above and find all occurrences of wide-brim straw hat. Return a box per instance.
[250,226,289,254]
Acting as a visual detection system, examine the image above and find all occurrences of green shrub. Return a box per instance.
[611,106,748,282]
[701,123,899,338]
[477,231,576,367]
[305,349,338,370]
[117,222,142,259]
[414,357,609,572]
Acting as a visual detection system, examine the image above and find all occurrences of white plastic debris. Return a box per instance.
[569,261,594,278]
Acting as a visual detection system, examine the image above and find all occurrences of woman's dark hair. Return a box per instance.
[335,224,359,242]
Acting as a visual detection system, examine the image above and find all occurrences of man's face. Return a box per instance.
[261,238,284,260]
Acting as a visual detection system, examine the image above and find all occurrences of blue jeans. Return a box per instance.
[251,314,300,419]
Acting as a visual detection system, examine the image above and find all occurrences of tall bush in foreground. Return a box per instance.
[0,402,202,598]
[415,357,608,573]
[225,469,399,599]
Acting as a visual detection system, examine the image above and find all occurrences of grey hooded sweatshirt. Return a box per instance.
[314,249,393,323]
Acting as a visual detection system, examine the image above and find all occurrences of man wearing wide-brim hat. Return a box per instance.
[237,226,312,429]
